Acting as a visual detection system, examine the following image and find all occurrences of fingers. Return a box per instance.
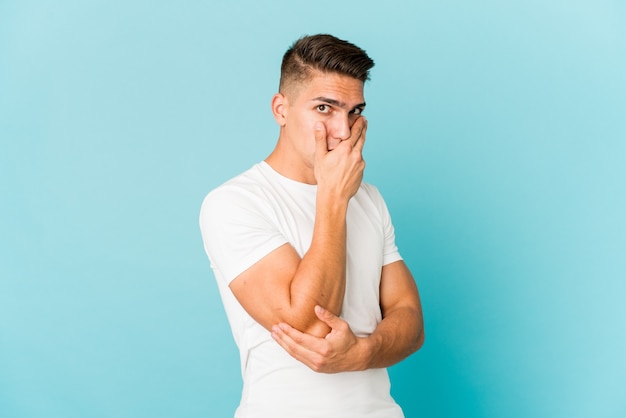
[271,323,327,369]
[339,116,367,150]
[313,117,366,200]
[271,313,358,373]
[272,322,325,353]
[314,122,328,158]
[352,116,367,152]
[272,332,313,367]
[314,305,344,331]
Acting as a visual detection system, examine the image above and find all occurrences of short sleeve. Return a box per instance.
[363,184,403,266]
[381,201,403,266]
[199,185,288,285]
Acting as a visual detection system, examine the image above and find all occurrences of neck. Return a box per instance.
[265,135,316,185]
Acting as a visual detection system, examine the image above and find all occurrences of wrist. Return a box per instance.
[315,192,349,220]
[317,185,350,202]
[354,336,376,371]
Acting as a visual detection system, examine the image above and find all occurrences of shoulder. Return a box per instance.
[359,182,383,199]
[201,164,269,214]
[199,163,286,236]
[352,182,396,226]
[355,182,388,209]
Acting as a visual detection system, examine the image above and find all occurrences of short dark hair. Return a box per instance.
[279,34,375,93]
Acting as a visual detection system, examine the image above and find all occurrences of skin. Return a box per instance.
[228,70,424,372]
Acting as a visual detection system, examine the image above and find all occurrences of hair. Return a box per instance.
[279,34,375,94]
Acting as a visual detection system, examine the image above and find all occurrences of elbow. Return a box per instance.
[411,307,425,353]
[414,327,425,352]
[302,319,332,338]
[407,321,425,355]
[277,304,331,338]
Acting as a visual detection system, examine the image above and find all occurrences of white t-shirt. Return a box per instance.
[199,161,404,418]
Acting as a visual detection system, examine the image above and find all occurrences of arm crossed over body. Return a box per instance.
[228,117,425,373]
[229,118,367,338]
[271,259,424,373]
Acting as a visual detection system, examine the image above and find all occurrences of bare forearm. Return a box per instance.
[358,306,424,370]
[270,261,424,373]
[287,116,366,329]
[239,118,366,337]
[285,195,349,336]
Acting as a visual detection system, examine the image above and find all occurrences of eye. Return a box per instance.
[316,104,330,113]
[351,107,364,116]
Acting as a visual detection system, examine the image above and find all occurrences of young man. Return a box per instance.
[200,34,424,418]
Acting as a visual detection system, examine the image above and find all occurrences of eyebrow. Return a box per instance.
[312,96,366,110]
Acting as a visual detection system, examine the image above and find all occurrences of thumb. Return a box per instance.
[314,305,342,329]
[314,123,328,158]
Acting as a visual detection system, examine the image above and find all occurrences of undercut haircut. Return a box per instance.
[279,34,375,94]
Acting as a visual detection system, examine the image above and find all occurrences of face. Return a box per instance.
[273,71,366,169]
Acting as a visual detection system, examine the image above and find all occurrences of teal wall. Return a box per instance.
[1,1,624,417]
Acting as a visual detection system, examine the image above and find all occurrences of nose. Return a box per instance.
[328,114,351,141]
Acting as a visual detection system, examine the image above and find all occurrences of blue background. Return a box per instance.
[1,1,625,417]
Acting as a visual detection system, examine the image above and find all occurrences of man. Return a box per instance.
[200,34,424,418]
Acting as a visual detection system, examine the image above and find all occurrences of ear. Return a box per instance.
[271,93,288,127]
